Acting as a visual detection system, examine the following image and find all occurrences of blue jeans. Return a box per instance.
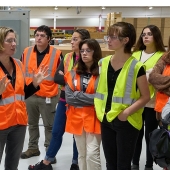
[45,100,78,164]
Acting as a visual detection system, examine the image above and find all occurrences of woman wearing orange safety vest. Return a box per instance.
[0,27,48,170]
[64,39,102,170]
[149,37,170,120]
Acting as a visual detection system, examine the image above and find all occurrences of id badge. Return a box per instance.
[45,97,51,104]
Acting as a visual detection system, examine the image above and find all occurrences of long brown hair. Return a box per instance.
[107,22,136,54]
[133,25,165,52]
[76,39,102,76]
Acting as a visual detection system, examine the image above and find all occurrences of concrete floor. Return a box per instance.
[0,119,162,170]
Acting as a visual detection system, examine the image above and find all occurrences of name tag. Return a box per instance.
[99,66,101,74]
[45,97,51,104]
[74,79,77,86]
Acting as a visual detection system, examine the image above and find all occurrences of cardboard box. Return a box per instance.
[107,13,111,21]
[149,18,161,27]
[110,12,122,20]
[137,18,148,27]
[164,18,170,28]
[123,18,134,25]
[163,27,170,46]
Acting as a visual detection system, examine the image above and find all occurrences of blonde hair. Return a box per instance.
[0,27,16,51]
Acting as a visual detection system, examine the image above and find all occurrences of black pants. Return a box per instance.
[132,107,158,168]
[0,125,26,170]
[101,116,139,170]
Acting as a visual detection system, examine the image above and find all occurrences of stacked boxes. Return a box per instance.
[104,12,122,32]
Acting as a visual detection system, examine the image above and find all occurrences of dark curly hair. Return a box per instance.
[34,25,52,40]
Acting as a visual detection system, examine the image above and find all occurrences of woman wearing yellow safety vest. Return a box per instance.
[94,22,150,170]
[131,25,165,170]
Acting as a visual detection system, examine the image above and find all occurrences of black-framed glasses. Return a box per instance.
[35,34,47,38]
[80,49,94,54]
[141,32,153,38]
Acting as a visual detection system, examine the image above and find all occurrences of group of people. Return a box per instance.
[0,21,170,170]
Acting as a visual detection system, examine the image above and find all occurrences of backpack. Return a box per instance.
[149,125,170,168]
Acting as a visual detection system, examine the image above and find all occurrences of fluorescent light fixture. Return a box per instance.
[149,7,153,10]
[102,7,106,10]
[54,6,58,10]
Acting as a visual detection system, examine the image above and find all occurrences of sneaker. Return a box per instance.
[21,149,40,159]
[50,157,57,164]
[131,164,139,170]
[28,160,52,170]
[70,164,79,170]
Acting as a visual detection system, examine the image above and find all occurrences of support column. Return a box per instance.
[99,14,102,32]
[54,16,56,30]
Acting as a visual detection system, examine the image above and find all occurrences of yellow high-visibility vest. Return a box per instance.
[94,55,144,130]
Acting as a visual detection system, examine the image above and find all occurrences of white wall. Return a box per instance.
[30,18,105,27]
[12,6,170,28]
[16,6,170,19]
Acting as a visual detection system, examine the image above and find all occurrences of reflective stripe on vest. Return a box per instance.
[14,58,25,81]
[95,59,138,105]
[25,47,57,81]
[0,94,25,106]
[64,52,73,74]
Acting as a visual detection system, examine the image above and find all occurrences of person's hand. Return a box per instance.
[117,109,129,121]
[32,65,49,88]
[156,112,162,121]
[59,70,64,75]
[0,75,10,95]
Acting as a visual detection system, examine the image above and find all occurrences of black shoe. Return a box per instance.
[70,164,79,170]
[50,157,57,164]
[28,160,53,170]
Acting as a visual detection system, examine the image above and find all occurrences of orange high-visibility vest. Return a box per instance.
[22,46,61,97]
[0,58,27,130]
[64,70,100,135]
[155,65,170,112]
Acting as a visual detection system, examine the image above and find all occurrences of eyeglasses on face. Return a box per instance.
[141,32,153,38]
[35,34,47,38]
[105,35,122,41]
[4,38,17,44]
[71,38,79,42]
[80,49,94,54]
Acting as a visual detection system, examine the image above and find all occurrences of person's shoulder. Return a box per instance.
[23,46,34,52]
[98,55,111,65]
[65,52,74,56]
[132,50,142,55]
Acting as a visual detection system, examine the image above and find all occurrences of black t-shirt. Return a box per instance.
[105,61,146,113]
[82,72,92,92]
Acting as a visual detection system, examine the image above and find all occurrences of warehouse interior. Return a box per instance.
[0,6,169,170]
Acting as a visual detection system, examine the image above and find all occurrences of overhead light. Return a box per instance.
[149,7,153,10]
[102,7,106,10]
[54,6,58,10]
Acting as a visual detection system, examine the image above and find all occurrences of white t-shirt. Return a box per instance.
[140,50,156,108]
[140,50,155,63]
